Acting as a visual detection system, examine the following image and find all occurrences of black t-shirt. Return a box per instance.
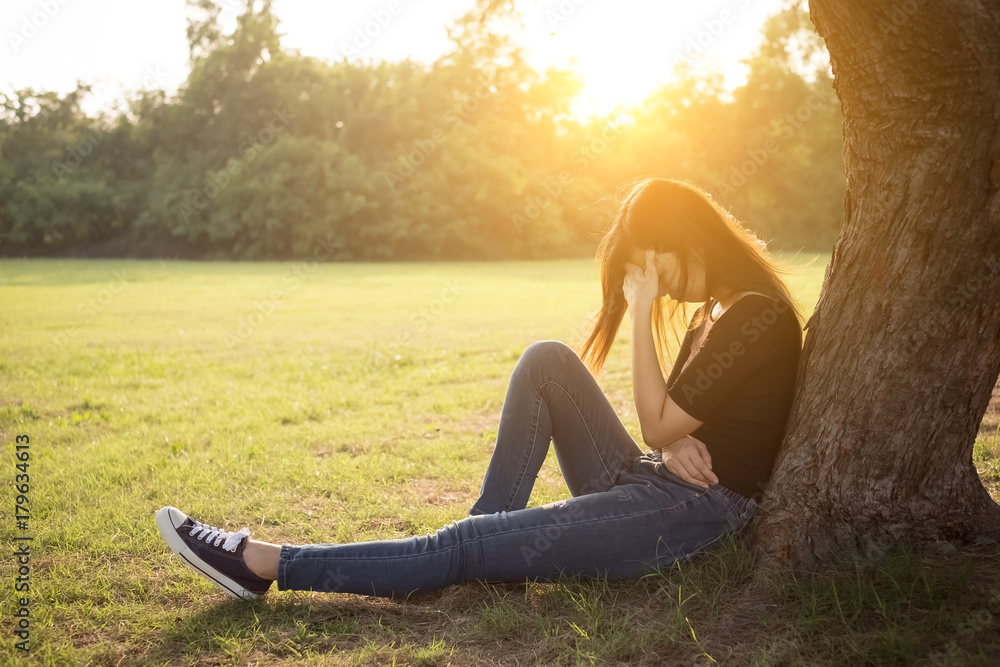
[665,294,802,500]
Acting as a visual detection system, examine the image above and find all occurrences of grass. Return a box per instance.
[1,253,998,666]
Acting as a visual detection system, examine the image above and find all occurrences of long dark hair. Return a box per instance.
[574,177,804,378]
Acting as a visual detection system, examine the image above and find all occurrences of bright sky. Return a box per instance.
[1,0,787,118]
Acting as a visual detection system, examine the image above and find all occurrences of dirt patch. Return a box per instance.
[456,404,503,439]
[407,476,477,507]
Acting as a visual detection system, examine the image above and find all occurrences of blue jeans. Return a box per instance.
[276,340,756,597]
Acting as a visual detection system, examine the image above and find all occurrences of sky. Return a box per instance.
[1,0,788,118]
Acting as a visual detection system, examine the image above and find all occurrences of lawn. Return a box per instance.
[1,254,998,666]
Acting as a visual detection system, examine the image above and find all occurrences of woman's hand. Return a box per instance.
[622,249,661,320]
[659,435,718,488]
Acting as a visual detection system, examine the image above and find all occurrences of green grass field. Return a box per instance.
[2,255,998,666]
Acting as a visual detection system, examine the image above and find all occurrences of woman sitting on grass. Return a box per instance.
[155,177,804,600]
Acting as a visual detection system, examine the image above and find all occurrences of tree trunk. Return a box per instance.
[750,0,1000,571]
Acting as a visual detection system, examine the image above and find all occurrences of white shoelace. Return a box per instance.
[190,520,250,552]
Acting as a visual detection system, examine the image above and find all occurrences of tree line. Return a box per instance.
[0,0,844,260]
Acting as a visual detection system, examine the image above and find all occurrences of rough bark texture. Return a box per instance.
[750,0,1000,571]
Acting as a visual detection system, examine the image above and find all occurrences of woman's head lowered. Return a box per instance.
[574,177,803,377]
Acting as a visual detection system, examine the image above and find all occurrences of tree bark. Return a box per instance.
[750,0,1000,571]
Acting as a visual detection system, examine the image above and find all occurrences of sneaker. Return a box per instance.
[155,506,273,600]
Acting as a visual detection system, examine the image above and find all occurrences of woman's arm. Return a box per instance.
[630,305,703,448]
[623,249,704,447]
[624,251,717,487]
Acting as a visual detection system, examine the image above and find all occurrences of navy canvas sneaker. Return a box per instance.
[155,506,273,600]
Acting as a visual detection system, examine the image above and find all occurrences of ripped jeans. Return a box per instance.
[277,340,756,597]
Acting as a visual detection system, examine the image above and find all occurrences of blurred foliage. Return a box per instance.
[0,0,843,260]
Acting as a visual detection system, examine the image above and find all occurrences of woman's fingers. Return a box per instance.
[662,448,706,487]
[689,454,717,487]
[692,438,718,485]
[662,437,717,487]
[670,456,710,487]
[622,272,636,306]
[663,456,704,486]
[622,258,660,317]
[625,259,656,285]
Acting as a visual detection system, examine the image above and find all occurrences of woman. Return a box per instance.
[155,177,804,601]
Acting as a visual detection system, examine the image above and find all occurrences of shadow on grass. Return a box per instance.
[131,534,1000,666]
[133,536,754,666]
[135,582,539,666]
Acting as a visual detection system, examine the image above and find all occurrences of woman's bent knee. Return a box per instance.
[518,340,577,371]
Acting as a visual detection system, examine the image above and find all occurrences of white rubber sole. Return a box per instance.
[155,506,260,600]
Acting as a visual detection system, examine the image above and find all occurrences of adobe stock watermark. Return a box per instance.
[873,125,962,211]
[930,584,1000,665]
[948,255,1000,310]
[51,128,103,177]
[515,434,629,567]
[8,0,73,54]
[876,0,929,37]
[46,67,170,175]
[337,0,409,59]
[178,105,296,226]
[714,91,827,197]
[520,499,588,566]
[676,298,790,404]
[225,234,343,346]
[382,75,496,190]
[364,278,467,372]
[904,255,1000,356]
[319,566,351,592]
[137,63,169,91]
[541,0,592,32]
[509,118,624,233]
[575,448,630,496]
[670,0,753,68]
